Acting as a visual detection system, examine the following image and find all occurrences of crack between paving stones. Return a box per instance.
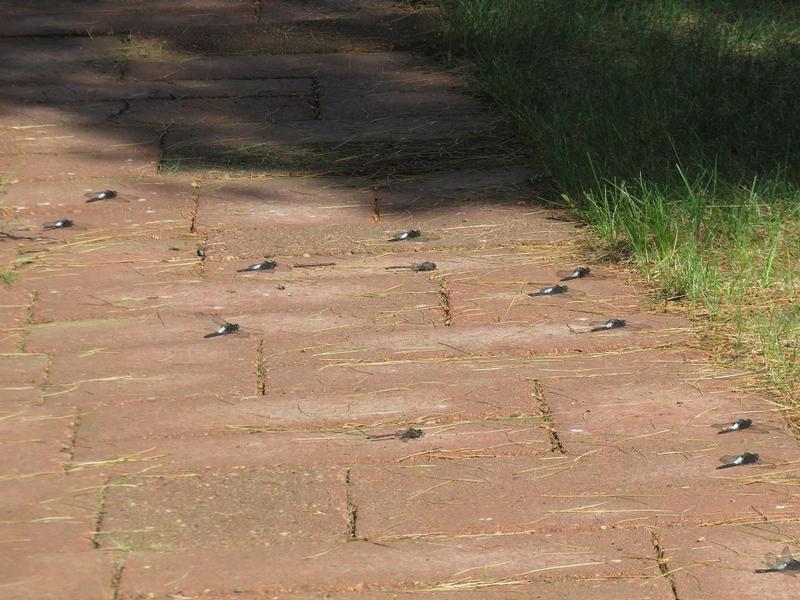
[256,337,267,395]
[438,280,452,326]
[37,354,53,406]
[61,407,83,474]
[652,530,681,600]
[106,100,130,122]
[16,291,38,352]
[533,379,566,454]
[155,124,172,175]
[90,478,111,550]
[110,555,126,600]
[311,77,321,120]
[344,467,359,541]
[188,181,201,234]
[371,193,381,223]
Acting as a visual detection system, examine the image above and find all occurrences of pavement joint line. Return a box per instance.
[438,279,453,326]
[371,193,381,223]
[344,466,359,541]
[651,529,682,600]
[533,379,566,454]
[188,181,201,234]
[16,291,38,352]
[110,554,126,600]
[36,353,53,406]
[256,337,267,395]
[155,123,172,175]
[90,477,111,550]
[61,406,83,474]
[311,77,322,120]
[106,99,131,122]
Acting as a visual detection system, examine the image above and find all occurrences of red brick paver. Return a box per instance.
[1,1,798,598]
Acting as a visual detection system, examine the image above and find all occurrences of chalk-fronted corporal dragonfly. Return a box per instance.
[385,261,436,272]
[755,547,800,573]
[388,229,421,242]
[717,452,760,469]
[366,427,424,442]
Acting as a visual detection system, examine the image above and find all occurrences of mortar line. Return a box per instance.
[371,193,381,223]
[256,337,267,395]
[438,279,452,326]
[155,124,172,175]
[61,406,83,474]
[311,77,321,120]
[16,291,38,352]
[532,379,566,454]
[106,99,131,122]
[344,467,358,541]
[110,554,126,600]
[37,353,52,406]
[188,181,201,234]
[90,478,111,550]
[652,530,681,600]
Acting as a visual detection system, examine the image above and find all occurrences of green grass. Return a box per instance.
[438,0,800,420]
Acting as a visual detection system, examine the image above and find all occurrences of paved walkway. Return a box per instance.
[1,1,799,598]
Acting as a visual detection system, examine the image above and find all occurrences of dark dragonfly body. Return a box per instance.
[717,419,752,434]
[43,219,74,229]
[85,190,117,203]
[529,284,569,297]
[367,427,424,442]
[590,318,626,332]
[755,547,800,573]
[560,267,591,281]
[204,320,240,338]
[717,452,759,469]
[386,261,436,272]
[237,260,277,272]
[388,229,421,242]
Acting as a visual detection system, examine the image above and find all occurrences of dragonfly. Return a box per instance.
[385,261,437,272]
[388,229,421,242]
[717,452,759,469]
[715,418,752,434]
[591,318,627,332]
[237,259,277,273]
[527,284,585,299]
[711,418,778,435]
[556,267,611,281]
[84,189,119,203]
[203,316,243,339]
[43,219,76,230]
[755,547,800,573]
[367,427,424,442]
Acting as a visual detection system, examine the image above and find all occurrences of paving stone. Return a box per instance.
[0,122,161,157]
[4,150,159,181]
[4,77,311,104]
[42,336,255,406]
[118,96,315,126]
[664,525,800,599]
[0,353,49,401]
[98,464,346,550]
[0,472,100,553]
[126,52,420,81]
[0,551,113,600]
[118,529,662,597]
[0,1,254,37]
[348,453,799,537]
[0,37,122,83]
